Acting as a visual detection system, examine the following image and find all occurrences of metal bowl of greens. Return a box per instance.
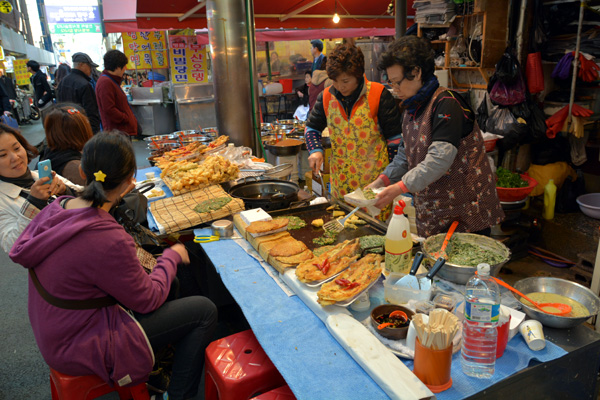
[421,233,511,284]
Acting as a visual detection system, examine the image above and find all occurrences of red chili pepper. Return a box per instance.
[322,264,330,275]
[344,282,360,291]
[335,278,351,286]
[377,322,394,330]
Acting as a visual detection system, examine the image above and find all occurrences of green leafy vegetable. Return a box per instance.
[496,167,528,188]
[274,215,306,230]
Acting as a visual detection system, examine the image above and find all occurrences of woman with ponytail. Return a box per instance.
[10,131,218,400]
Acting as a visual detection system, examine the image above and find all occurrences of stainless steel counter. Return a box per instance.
[129,87,176,136]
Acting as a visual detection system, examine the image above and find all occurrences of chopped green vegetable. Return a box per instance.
[313,230,338,245]
[194,197,232,213]
[496,167,528,188]
[444,238,505,266]
[363,188,377,200]
[274,215,306,230]
[359,235,385,253]
[313,245,335,257]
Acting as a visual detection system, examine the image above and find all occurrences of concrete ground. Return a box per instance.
[0,120,597,399]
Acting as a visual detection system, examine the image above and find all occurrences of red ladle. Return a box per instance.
[489,276,572,316]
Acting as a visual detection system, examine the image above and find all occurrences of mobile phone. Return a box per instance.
[38,159,53,183]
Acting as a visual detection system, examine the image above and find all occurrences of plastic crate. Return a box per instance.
[496,174,538,202]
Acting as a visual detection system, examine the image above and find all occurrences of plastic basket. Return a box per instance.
[484,138,497,152]
[496,174,538,202]
[279,79,293,93]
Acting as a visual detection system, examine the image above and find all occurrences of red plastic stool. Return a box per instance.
[49,368,150,400]
[250,385,296,400]
[205,329,286,400]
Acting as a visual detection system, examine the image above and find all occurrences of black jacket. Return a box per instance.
[306,78,402,141]
[0,83,11,114]
[30,70,53,107]
[0,76,16,100]
[57,69,101,133]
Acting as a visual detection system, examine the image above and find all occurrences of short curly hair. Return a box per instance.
[378,36,435,83]
[103,50,128,71]
[326,44,365,81]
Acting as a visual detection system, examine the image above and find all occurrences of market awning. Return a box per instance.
[102,0,138,33]
[136,0,408,30]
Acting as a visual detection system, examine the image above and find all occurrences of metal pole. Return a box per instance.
[244,0,263,157]
[568,0,586,123]
[395,0,406,38]
[207,0,254,149]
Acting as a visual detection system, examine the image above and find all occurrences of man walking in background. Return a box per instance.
[57,52,101,133]
[310,40,326,72]
[27,60,53,122]
[95,50,138,136]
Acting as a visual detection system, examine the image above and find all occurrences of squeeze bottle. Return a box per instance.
[543,179,557,220]
[384,200,413,275]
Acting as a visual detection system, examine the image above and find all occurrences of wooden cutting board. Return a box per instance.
[150,185,244,234]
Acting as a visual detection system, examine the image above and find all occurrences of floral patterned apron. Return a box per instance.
[324,81,390,218]
[402,87,505,237]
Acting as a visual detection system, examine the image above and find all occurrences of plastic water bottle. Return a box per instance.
[461,263,500,378]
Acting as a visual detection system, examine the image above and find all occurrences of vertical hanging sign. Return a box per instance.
[169,35,208,84]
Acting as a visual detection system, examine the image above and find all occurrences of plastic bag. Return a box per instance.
[476,96,489,132]
[490,74,526,106]
[495,47,521,84]
[486,107,527,152]
[526,102,547,142]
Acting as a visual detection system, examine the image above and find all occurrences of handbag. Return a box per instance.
[1,114,19,129]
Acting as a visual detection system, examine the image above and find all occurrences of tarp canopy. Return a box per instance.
[135,0,410,30]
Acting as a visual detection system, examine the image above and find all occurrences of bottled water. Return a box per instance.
[461,263,500,378]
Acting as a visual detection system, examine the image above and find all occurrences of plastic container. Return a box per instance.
[496,174,538,202]
[384,200,413,275]
[543,179,557,220]
[279,78,293,93]
[415,300,435,315]
[384,273,431,305]
[432,293,457,312]
[461,263,500,379]
[413,338,453,392]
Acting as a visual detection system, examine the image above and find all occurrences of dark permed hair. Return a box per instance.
[80,131,136,208]
[103,50,128,72]
[378,36,435,83]
[326,44,365,81]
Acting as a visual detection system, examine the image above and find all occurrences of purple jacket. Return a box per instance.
[9,197,180,386]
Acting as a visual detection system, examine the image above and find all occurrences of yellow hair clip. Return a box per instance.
[94,170,106,182]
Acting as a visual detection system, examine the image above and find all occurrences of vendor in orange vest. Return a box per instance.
[366,36,504,237]
[305,43,403,211]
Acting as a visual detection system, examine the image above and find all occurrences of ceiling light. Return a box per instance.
[333,12,340,23]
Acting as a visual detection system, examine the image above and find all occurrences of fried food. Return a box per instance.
[269,240,308,257]
[272,249,314,265]
[252,231,290,251]
[317,254,383,305]
[311,218,324,228]
[246,218,289,234]
[332,211,345,218]
[295,239,361,283]
[161,155,239,192]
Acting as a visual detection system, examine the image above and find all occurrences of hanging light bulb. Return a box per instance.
[333,0,340,23]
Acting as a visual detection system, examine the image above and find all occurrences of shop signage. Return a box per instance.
[0,1,12,14]
[45,5,100,24]
[122,31,168,70]
[50,23,100,34]
[13,59,30,86]
[168,35,208,84]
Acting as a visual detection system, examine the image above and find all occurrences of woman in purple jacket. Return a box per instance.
[10,131,217,400]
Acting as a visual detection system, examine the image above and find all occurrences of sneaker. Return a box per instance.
[150,393,168,400]
[147,366,170,394]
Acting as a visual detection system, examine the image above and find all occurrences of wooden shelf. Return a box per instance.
[430,40,447,44]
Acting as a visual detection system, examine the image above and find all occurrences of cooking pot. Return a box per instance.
[228,177,299,211]
[263,138,303,157]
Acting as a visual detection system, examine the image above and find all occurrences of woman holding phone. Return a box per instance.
[0,123,78,252]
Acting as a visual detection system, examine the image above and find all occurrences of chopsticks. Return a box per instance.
[412,309,460,350]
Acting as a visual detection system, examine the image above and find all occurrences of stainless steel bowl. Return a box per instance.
[421,233,511,284]
[173,130,199,136]
[513,277,600,329]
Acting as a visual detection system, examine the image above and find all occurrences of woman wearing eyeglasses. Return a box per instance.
[367,36,504,237]
[305,43,402,214]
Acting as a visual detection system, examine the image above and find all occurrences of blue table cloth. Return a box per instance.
[198,234,568,400]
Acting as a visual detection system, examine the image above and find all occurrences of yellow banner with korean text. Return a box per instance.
[122,31,168,70]
[14,59,30,86]
[169,35,208,84]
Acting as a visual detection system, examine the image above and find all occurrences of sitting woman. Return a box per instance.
[39,105,93,185]
[0,123,77,252]
[10,131,218,400]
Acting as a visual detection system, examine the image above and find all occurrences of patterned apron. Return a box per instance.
[324,81,391,219]
[402,87,504,237]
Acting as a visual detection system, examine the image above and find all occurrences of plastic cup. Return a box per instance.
[413,338,453,393]
[496,314,511,358]
[145,172,155,180]
[519,320,546,351]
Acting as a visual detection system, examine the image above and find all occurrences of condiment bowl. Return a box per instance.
[370,304,415,340]
[513,277,600,329]
[421,233,510,284]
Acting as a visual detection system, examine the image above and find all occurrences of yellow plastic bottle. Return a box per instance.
[385,200,413,275]
[543,179,557,220]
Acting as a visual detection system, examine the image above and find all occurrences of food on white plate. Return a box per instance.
[317,254,383,305]
[296,239,360,283]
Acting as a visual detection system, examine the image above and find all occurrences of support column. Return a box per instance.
[207,0,254,149]
[395,0,407,38]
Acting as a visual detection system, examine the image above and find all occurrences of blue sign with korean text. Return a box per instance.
[45,5,100,24]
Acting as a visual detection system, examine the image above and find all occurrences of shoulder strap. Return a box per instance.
[322,86,332,118]
[367,81,385,123]
[29,269,117,310]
